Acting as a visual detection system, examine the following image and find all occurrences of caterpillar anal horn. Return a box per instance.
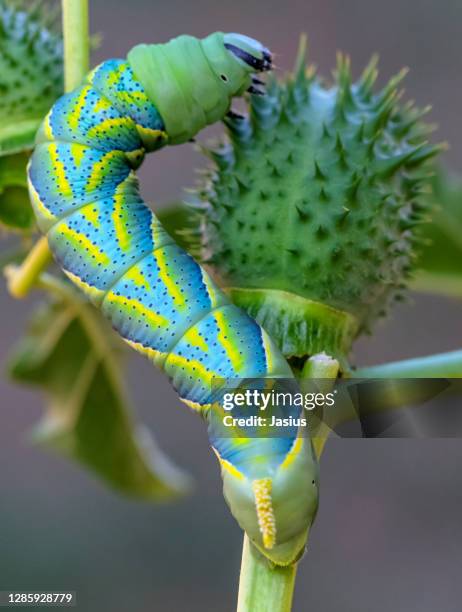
[252,478,276,550]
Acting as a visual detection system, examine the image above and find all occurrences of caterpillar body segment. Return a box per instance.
[27,32,319,564]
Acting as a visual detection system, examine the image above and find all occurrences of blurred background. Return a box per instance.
[1,0,462,610]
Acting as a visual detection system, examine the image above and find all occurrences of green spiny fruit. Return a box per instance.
[194,39,441,365]
[0,0,63,155]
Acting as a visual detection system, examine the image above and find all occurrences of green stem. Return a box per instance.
[412,272,462,300]
[355,350,462,378]
[301,353,340,459]
[237,536,297,612]
[62,0,90,91]
[300,352,340,380]
[5,0,90,300]
[5,237,52,298]
[315,351,462,429]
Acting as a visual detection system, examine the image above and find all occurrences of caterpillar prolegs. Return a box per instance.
[27,32,318,565]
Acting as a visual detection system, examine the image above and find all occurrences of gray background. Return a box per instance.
[1,0,462,610]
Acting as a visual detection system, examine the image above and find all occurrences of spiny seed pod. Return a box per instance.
[0,0,63,154]
[194,39,442,366]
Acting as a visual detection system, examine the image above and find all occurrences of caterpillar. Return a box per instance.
[27,32,318,565]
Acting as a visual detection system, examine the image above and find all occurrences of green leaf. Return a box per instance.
[0,120,42,158]
[413,170,462,298]
[157,202,200,254]
[7,279,191,500]
[0,154,34,231]
[0,153,35,231]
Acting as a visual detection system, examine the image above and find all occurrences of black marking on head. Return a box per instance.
[224,43,272,72]
[252,76,265,86]
[248,85,265,95]
[227,109,245,120]
[262,50,272,66]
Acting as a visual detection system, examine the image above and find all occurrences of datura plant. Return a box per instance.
[194,41,440,366]
[2,2,461,612]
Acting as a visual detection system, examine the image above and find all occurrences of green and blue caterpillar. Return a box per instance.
[27,32,318,565]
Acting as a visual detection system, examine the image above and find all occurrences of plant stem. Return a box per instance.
[412,272,462,300]
[355,350,462,378]
[237,536,297,612]
[312,350,462,429]
[301,353,340,459]
[6,0,90,299]
[301,352,340,380]
[62,0,90,91]
[5,237,52,298]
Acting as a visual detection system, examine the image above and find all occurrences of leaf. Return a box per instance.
[0,153,35,231]
[413,170,462,298]
[157,202,200,254]
[0,120,43,158]
[7,281,191,500]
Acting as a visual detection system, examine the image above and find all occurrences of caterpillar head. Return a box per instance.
[222,33,272,94]
[223,33,272,73]
[127,32,272,144]
[201,32,272,98]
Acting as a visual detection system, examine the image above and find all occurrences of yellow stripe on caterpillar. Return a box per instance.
[80,203,100,227]
[153,247,186,309]
[87,117,132,140]
[212,448,245,481]
[105,293,169,328]
[86,150,122,192]
[124,265,151,291]
[280,436,304,471]
[48,143,72,195]
[112,182,132,251]
[165,352,215,386]
[68,86,93,131]
[183,327,209,352]
[213,309,243,372]
[93,96,114,114]
[58,225,110,265]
